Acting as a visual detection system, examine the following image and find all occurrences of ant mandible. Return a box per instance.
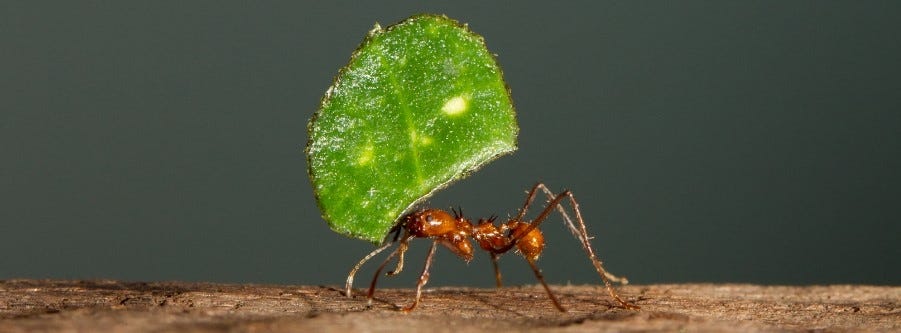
[344,182,640,312]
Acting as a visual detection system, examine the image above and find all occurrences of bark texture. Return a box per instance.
[1,279,898,332]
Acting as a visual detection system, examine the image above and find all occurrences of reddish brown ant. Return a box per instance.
[344,182,639,312]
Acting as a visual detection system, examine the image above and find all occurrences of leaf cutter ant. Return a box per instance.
[344,182,639,312]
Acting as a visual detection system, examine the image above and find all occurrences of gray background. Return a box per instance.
[2,2,899,288]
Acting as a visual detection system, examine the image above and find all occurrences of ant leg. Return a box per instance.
[367,235,413,306]
[513,182,545,221]
[536,183,629,284]
[537,186,630,284]
[495,190,570,254]
[346,241,394,298]
[490,191,572,310]
[346,228,403,297]
[533,184,584,245]
[525,257,566,312]
[503,186,639,309]
[490,252,503,288]
[402,240,439,312]
[386,241,409,276]
[535,186,639,309]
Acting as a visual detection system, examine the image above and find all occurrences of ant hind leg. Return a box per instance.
[535,185,632,284]
[535,185,640,309]
[513,182,545,222]
[525,257,566,312]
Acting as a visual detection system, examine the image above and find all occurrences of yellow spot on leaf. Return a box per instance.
[357,144,374,165]
[441,95,469,116]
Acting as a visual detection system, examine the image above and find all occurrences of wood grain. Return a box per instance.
[1,280,897,332]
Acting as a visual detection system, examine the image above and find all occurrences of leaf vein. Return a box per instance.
[383,50,425,187]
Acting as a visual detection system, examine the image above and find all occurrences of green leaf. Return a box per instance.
[306,14,518,244]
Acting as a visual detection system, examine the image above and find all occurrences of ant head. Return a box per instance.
[405,209,456,237]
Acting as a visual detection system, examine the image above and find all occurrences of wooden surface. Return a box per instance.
[0,279,898,332]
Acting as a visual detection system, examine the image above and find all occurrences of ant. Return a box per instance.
[344,182,640,312]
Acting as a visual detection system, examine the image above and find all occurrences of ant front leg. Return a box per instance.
[387,240,409,276]
[346,240,394,298]
[346,227,403,298]
[367,234,414,307]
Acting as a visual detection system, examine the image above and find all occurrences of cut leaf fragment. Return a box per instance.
[306,15,518,244]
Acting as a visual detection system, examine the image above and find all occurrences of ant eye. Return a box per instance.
[424,214,434,222]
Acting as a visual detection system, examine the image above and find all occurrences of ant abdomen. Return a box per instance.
[508,222,545,262]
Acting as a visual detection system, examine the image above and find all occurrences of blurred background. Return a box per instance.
[2,2,899,288]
